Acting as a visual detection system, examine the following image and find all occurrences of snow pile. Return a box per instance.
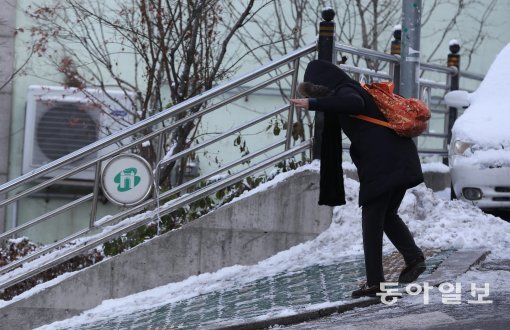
[399,184,509,257]
[35,171,510,329]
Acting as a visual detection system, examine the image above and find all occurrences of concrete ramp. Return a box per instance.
[25,249,455,329]
[0,170,332,329]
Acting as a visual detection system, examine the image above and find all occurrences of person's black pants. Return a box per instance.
[361,187,424,286]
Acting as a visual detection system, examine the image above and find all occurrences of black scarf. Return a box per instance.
[303,60,359,206]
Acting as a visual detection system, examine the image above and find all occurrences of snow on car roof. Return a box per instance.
[452,42,510,146]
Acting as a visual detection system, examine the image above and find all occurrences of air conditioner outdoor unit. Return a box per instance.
[23,85,135,181]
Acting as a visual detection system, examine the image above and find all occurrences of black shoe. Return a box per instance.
[351,283,381,298]
[398,256,426,283]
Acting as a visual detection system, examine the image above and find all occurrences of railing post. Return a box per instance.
[391,25,401,95]
[446,40,460,147]
[443,40,461,166]
[445,41,461,198]
[312,8,335,160]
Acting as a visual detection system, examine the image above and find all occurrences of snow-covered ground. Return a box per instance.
[35,162,510,329]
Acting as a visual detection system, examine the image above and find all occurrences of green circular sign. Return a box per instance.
[101,154,153,206]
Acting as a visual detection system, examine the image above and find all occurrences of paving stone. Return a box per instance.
[423,249,489,286]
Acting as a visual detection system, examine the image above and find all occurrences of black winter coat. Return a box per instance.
[304,60,424,206]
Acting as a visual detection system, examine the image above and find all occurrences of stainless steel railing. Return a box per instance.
[0,41,483,292]
[0,43,315,290]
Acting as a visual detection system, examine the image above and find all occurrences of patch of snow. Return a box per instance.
[6,237,31,244]
[421,162,449,173]
[342,161,357,171]
[226,160,320,205]
[449,39,460,46]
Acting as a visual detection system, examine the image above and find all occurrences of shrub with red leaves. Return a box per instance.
[0,238,104,301]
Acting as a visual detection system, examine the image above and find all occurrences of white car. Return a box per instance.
[445,43,510,209]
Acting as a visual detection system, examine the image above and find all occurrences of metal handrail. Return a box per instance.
[158,104,291,168]
[339,64,392,80]
[335,43,399,63]
[0,138,295,278]
[460,70,485,81]
[419,80,449,90]
[0,139,288,277]
[0,141,311,289]
[0,102,295,275]
[421,62,457,74]
[0,194,92,240]
[0,58,303,213]
[0,43,316,194]
[0,44,316,289]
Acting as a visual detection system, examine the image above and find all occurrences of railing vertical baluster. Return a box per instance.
[155,132,166,165]
[154,132,165,223]
[89,161,102,228]
[391,25,402,95]
[286,58,301,151]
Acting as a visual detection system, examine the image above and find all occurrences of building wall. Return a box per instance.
[0,0,16,232]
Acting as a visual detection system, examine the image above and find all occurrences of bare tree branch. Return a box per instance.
[24,0,272,187]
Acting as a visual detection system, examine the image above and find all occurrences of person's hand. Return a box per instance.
[290,98,309,110]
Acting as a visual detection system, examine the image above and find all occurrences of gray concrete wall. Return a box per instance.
[0,170,332,329]
[423,170,451,192]
[0,0,16,233]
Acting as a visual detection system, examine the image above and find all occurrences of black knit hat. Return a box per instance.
[303,60,355,90]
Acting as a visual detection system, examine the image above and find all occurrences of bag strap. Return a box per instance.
[354,81,394,129]
[360,81,395,94]
[351,114,392,129]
